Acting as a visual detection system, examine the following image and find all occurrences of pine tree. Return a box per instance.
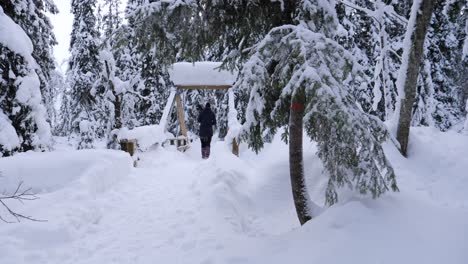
[94,0,125,148]
[235,0,398,224]
[67,0,100,149]
[102,0,122,39]
[6,0,59,95]
[56,84,73,136]
[45,68,66,132]
[2,0,58,142]
[336,0,408,121]
[0,6,51,156]
[412,0,466,131]
[122,0,173,128]
[112,25,140,129]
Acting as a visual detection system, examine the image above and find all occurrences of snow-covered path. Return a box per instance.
[1,128,468,264]
[0,140,300,264]
[67,149,267,264]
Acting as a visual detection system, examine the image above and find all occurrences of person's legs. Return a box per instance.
[206,136,212,158]
[201,137,208,159]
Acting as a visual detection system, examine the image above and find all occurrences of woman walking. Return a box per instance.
[198,103,216,159]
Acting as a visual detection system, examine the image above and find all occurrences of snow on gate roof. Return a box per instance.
[168,62,237,89]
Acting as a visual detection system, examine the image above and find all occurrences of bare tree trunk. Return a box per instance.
[289,88,312,225]
[396,0,434,157]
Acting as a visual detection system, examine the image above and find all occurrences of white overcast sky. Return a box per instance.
[50,0,127,72]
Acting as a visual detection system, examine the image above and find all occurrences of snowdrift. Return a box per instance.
[0,149,133,194]
[235,127,468,264]
[0,127,467,264]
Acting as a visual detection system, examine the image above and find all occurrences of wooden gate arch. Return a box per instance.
[163,62,240,156]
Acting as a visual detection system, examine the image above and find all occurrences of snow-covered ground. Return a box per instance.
[0,127,467,264]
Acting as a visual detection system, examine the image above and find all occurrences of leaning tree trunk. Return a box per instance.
[396,0,434,157]
[289,88,312,225]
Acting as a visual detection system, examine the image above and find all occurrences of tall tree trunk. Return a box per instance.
[105,61,122,129]
[289,88,312,225]
[396,0,434,157]
[105,61,122,150]
[114,92,122,129]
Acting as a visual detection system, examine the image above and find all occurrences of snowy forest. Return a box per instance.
[1,0,468,263]
[1,0,466,154]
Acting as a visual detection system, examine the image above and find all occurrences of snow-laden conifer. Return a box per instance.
[236,1,398,212]
[45,69,66,133]
[336,0,406,121]
[0,6,51,156]
[412,1,467,131]
[67,0,100,149]
[7,0,59,98]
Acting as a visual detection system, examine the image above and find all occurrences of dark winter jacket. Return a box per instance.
[198,107,216,137]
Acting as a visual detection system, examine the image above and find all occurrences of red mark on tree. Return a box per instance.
[291,103,304,111]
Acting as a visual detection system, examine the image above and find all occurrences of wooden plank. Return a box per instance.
[176,85,232,90]
[175,93,188,137]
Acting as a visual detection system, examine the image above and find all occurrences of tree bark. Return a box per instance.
[396,0,434,157]
[105,61,122,130]
[289,88,312,225]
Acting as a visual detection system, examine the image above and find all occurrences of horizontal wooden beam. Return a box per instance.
[176,85,232,90]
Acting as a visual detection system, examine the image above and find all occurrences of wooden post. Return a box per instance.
[160,88,177,132]
[120,139,138,167]
[120,139,136,156]
[175,93,187,138]
[227,88,240,157]
[232,138,239,157]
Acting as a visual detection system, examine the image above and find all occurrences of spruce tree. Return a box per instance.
[235,0,398,224]
[102,0,122,39]
[2,0,58,139]
[0,5,51,156]
[94,0,125,148]
[6,0,59,95]
[335,0,409,121]
[412,0,466,131]
[123,0,173,128]
[45,68,66,132]
[112,25,140,129]
[67,0,100,149]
